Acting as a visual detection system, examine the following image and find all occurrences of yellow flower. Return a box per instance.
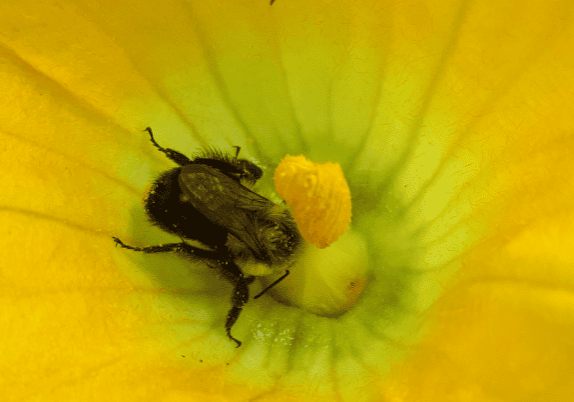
[1,0,573,401]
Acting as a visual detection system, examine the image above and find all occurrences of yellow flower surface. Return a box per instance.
[1,0,573,401]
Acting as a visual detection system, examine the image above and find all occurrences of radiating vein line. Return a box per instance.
[181,2,267,159]
[0,127,141,197]
[370,0,472,200]
[0,206,120,238]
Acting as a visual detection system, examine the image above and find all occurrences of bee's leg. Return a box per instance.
[225,274,255,348]
[253,269,290,299]
[217,260,243,284]
[112,237,218,260]
[143,127,192,166]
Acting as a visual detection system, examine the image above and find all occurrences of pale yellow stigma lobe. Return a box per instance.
[274,155,352,248]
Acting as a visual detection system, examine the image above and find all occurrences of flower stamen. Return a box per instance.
[274,155,352,249]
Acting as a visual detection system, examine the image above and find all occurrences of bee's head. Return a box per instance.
[193,147,263,187]
[235,159,263,188]
[192,146,263,188]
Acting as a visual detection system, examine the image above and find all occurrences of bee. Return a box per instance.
[113,128,302,347]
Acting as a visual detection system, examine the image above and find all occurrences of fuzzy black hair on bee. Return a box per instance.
[113,127,302,347]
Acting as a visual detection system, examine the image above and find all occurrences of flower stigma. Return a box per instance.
[264,155,368,317]
[274,155,352,248]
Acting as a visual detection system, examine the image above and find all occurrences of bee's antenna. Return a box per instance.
[253,269,290,299]
[232,146,241,162]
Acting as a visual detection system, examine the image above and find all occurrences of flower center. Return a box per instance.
[262,155,367,317]
[258,229,369,317]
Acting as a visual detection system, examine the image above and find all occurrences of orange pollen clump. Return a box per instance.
[274,155,352,248]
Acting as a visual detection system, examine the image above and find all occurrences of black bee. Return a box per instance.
[113,128,302,347]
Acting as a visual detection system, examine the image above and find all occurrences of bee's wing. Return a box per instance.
[179,164,271,254]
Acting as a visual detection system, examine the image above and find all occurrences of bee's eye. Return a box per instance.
[237,160,263,187]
